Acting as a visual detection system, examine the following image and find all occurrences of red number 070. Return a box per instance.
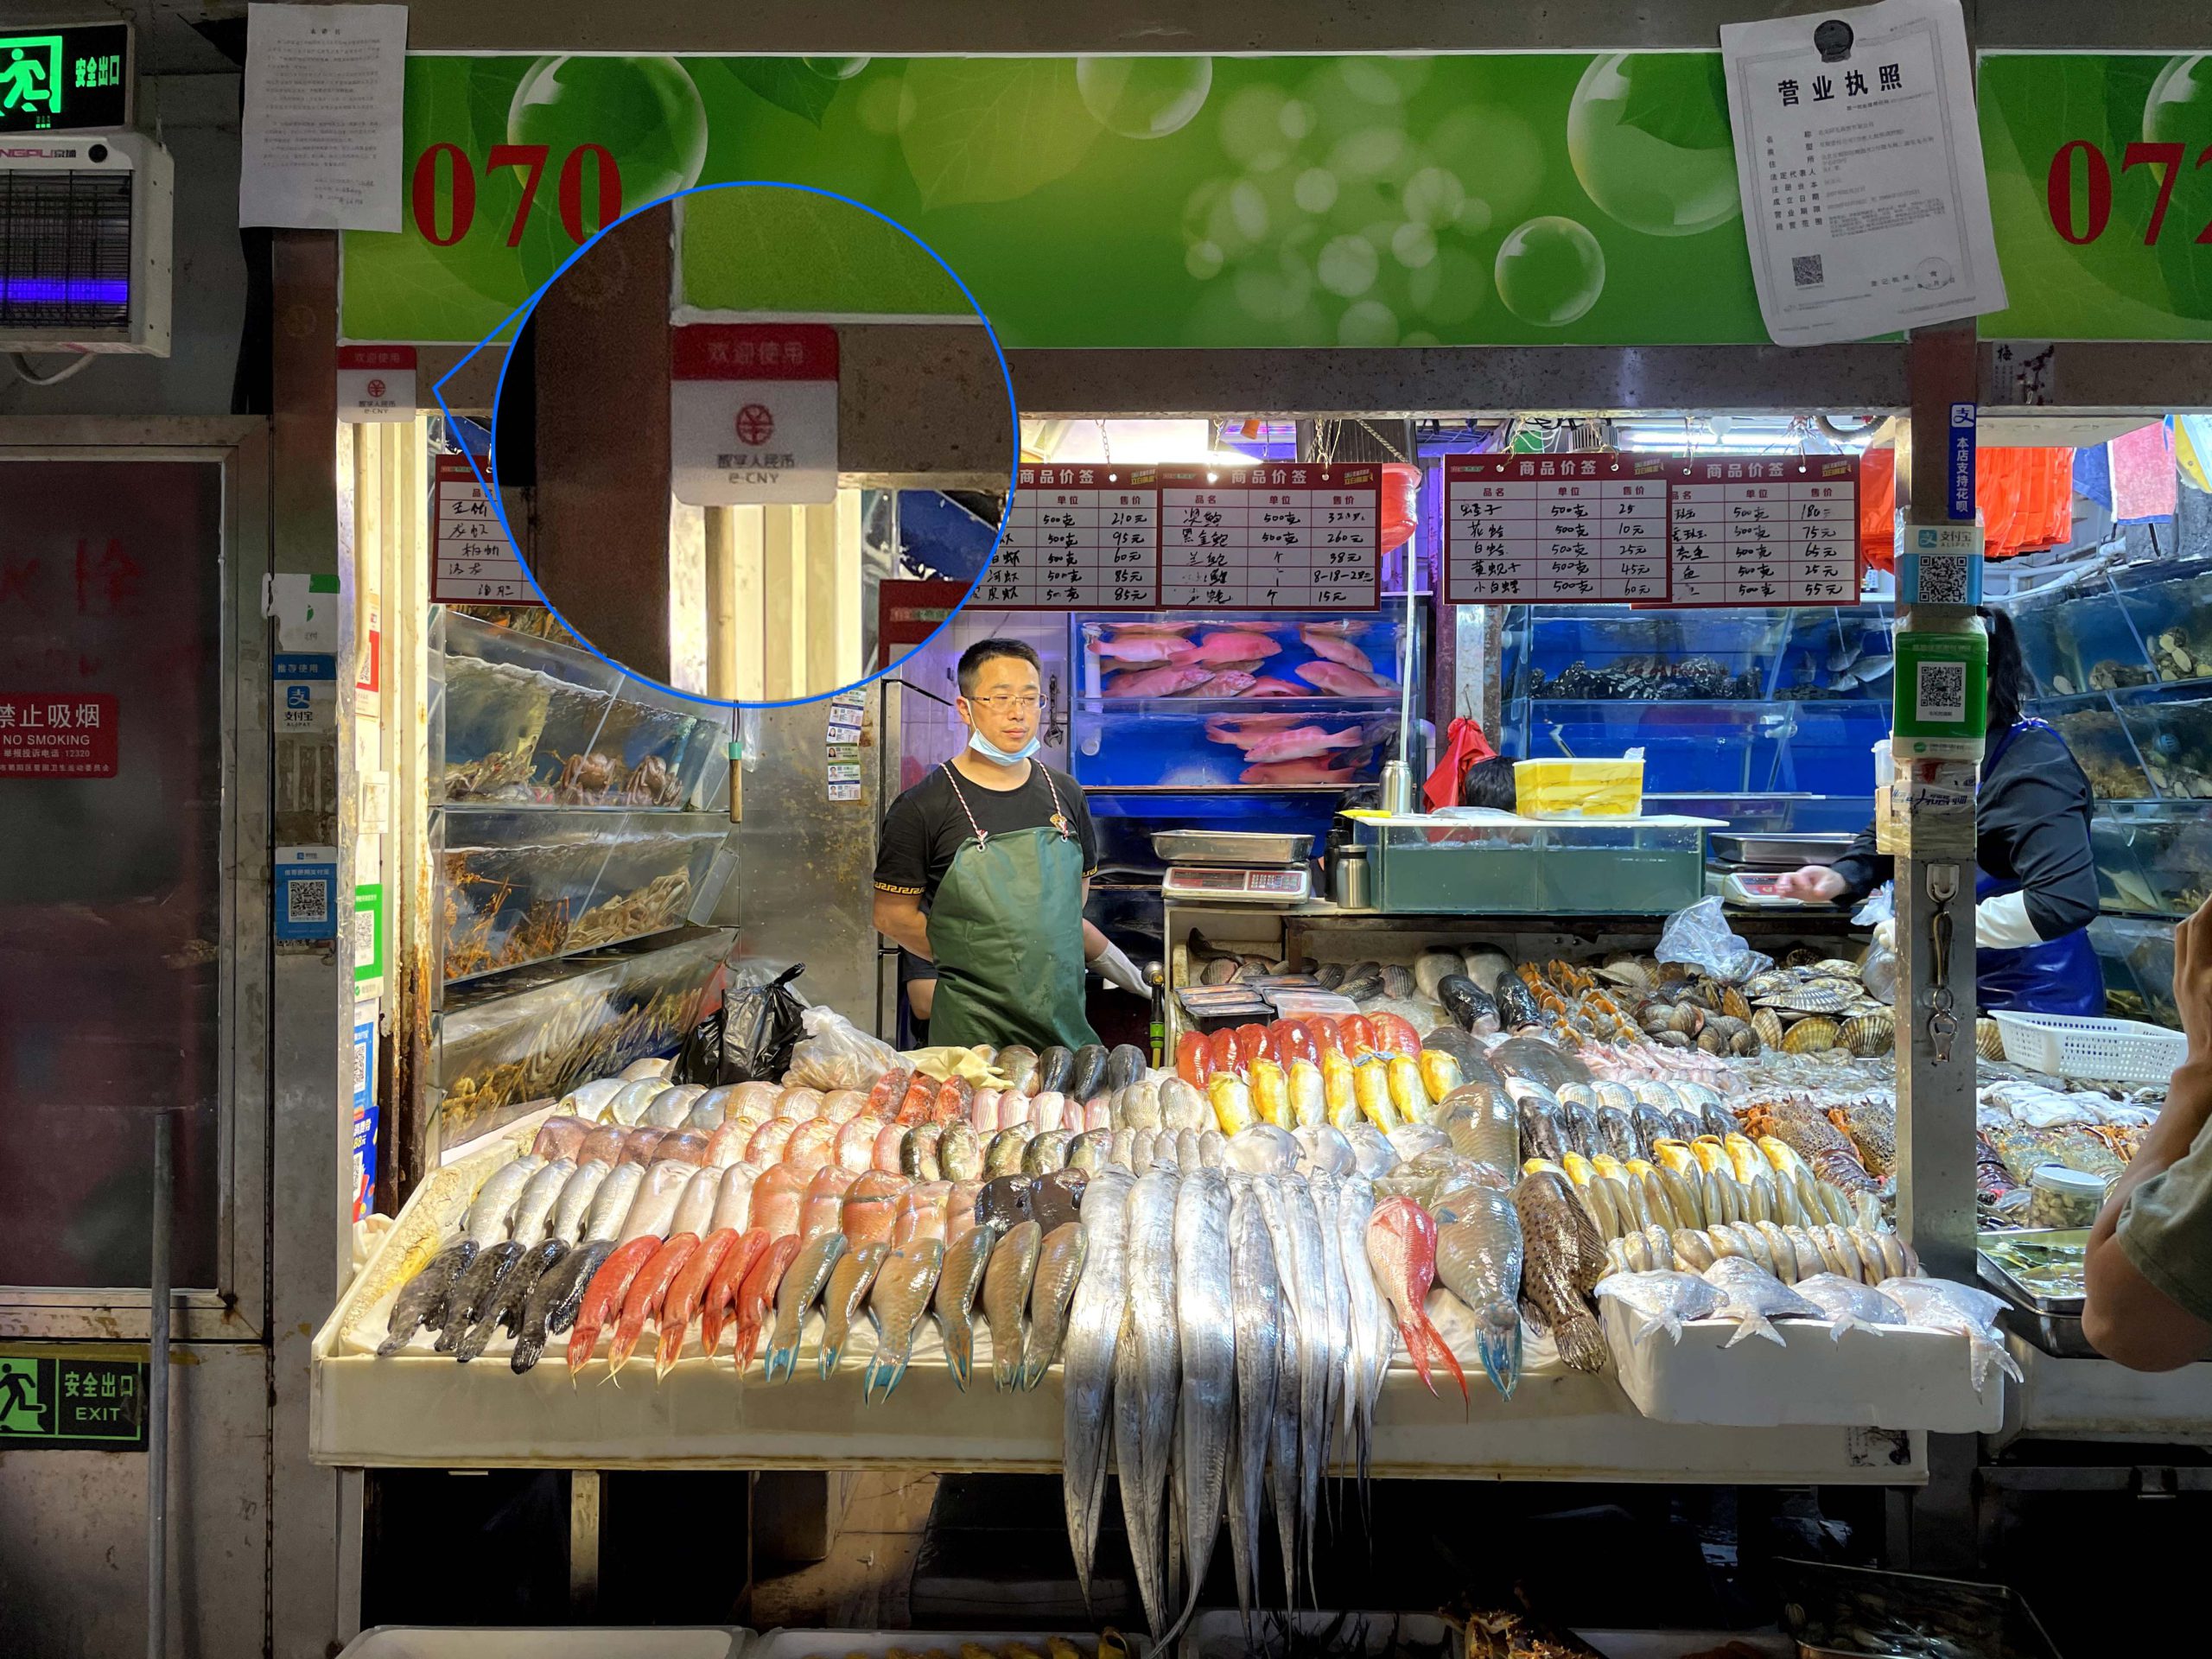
[410,143,623,248]
[2046,137,2212,245]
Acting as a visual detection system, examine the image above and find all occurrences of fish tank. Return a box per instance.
[435,807,734,986]
[432,607,728,809]
[2000,576,2156,698]
[1497,603,1894,810]
[2043,698,2156,799]
[1351,810,1715,915]
[432,925,732,1154]
[2090,915,2180,1028]
[2088,803,2212,918]
[1069,610,1414,791]
[2112,560,2212,685]
[2113,685,2212,798]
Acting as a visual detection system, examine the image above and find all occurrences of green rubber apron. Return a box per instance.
[923,761,1101,1053]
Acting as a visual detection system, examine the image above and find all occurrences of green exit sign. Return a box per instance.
[0,22,131,134]
[0,1351,149,1451]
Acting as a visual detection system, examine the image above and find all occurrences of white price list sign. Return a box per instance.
[1665,455,1862,608]
[430,454,530,606]
[1159,464,1381,612]
[1444,454,1673,604]
[972,466,1160,610]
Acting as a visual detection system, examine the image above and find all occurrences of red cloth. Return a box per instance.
[1422,715,1497,810]
[1380,461,1421,554]
[1858,444,2074,569]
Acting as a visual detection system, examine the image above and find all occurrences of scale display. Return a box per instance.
[1162,865,1313,905]
[0,23,130,133]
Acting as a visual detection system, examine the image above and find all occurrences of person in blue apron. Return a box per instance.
[1777,608,2103,1014]
[872,638,1146,1052]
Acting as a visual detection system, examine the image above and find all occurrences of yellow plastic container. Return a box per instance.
[1513,758,1645,819]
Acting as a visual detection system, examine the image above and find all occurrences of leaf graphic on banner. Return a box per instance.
[1617,54,1734,152]
[898,59,1101,210]
[720,57,839,128]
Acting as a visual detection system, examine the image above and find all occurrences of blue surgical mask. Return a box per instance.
[968,728,1042,765]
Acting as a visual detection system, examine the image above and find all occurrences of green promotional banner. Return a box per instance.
[340,52,2212,347]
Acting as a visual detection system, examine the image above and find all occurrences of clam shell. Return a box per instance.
[1809,959,1863,979]
[1667,1002,1705,1036]
[1729,1025,1761,1057]
[1719,986,1752,1021]
[1757,979,1854,1014]
[1975,1017,2005,1059]
[1751,1007,1787,1048]
[1839,1012,1895,1058]
[1781,1015,1841,1054]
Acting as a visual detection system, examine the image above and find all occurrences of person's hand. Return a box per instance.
[1872,918,1897,954]
[1090,938,1148,995]
[2177,896,2212,1064]
[1775,864,1847,903]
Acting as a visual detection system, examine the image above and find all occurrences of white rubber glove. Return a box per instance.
[1975,890,2045,950]
[1090,938,1148,995]
[1872,918,1897,953]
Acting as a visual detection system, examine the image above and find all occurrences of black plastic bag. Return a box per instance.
[720,963,807,1083]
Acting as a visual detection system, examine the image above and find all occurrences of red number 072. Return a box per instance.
[2046,137,2212,245]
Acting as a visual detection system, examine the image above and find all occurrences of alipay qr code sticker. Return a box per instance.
[1900,524,1984,607]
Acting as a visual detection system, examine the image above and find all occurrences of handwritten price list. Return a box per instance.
[1444,453,1862,609]
[431,454,530,606]
[972,464,1382,612]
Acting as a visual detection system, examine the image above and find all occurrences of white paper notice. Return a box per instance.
[239,3,408,232]
[1719,0,2005,346]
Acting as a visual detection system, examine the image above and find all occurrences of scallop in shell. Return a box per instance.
[1780,1015,1841,1054]
[1839,1011,1896,1058]
[1751,1007,1787,1049]
[1975,1017,2005,1059]
[1719,985,1752,1021]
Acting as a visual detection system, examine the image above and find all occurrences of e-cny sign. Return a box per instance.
[0,692,117,778]
[670,323,839,505]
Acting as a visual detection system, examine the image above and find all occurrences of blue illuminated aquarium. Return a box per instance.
[1497,604,1895,826]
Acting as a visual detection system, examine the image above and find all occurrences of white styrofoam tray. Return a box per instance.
[338,1630,744,1659]
[1603,1303,2003,1433]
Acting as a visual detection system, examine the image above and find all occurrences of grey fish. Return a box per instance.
[819,1242,888,1376]
[901,1122,944,1180]
[1436,1084,1517,1173]
[1433,1182,1524,1399]
[1067,1128,1111,1173]
[1032,1167,1090,1232]
[606,1078,666,1125]
[1104,1044,1147,1090]
[508,1157,578,1249]
[441,1154,575,1353]
[1556,1099,1599,1160]
[1460,944,1514,994]
[708,1162,760,1235]
[1068,1043,1109,1102]
[428,1155,546,1347]
[1254,1177,1307,1610]
[1162,1167,1233,1646]
[763,1230,847,1382]
[861,1237,944,1405]
[379,1241,477,1356]
[1224,1179,1281,1627]
[1313,962,1348,991]
[1630,1103,1673,1161]
[1292,1124,1355,1179]
[1307,1172,1353,1493]
[1513,1169,1608,1372]
[938,1122,982,1182]
[458,1236,569,1362]
[998,1046,1040,1097]
[1414,949,1463,1002]
[1158,1077,1209,1132]
[548,1160,612,1243]
[1337,969,1384,1001]
[1334,1173,1390,1522]
[1702,1256,1821,1348]
[983,1220,1044,1389]
[933,1218,1002,1390]
[1594,1105,1639,1163]
[1114,1166,1182,1639]
[1023,1221,1089,1387]
[1024,1128,1072,1176]
[1196,1129,1228,1170]
[1035,1045,1075,1095]
[984,1128,1029,1176]
[1379,963,1415,1000]
[1060,1170,1132,1612]
[512,1238,609,1372]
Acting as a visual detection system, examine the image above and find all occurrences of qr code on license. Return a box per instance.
[286,878,328,925]
[1792,253,1825,288]
[1916,660,1967,723]
[1913,551,1971,604]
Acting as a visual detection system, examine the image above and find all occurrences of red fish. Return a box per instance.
[1295,660,1393,697]
[1206,1026,1242,1077]
[842,1169,910,1249]
[747,1162,805,1240]
[872,1119,909,1173]
[732,1234,802,1369]
[866,1067,914,1116]
[607,1232,700,1376]
[698,1227,768,1357]
[1238,725,1367,764]
[617,1128,669,1166]
[1300,626,1374,672]
[835,1115,885,1173]
[1367,1197,1468,1402]
[1272,1019,1319,1067]
[1303,1014,1343,1056]
[658,1226,739,1376]
[1175,1030,1213,1088]
[932,1076,975,1124]
[1369,1011,1422,1058]
[1235,1022,1276,1069]
[1185,630,1282,664]
[1104,664,1218,698]
[1092,632,1196,663]
[1239,757,1361,785]
[893,1073,938,1126]
[1241,677,1307,698]
[566,1235,660,1372]
[1205,713,1309,743]
[1340,1014,1376,1059]
[1206,671,1258,696]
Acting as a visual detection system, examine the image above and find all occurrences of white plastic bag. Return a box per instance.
[785,1006,900,1091]
[1655,897,1771,984]
[1853,883,1898,1007]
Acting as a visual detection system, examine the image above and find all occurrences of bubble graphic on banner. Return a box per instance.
[1338,300,1400,346]
[804,57,871,81]
[1495,216,1606,326]
[1318,234,1380,298]
[1076,56,1214,139]
[506,56,709,212]
[1567,53,1742,238]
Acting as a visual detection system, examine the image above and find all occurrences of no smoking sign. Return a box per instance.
[671,323,839,505]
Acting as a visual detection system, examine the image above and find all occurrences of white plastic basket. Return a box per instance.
[1993,1011,2187,1084]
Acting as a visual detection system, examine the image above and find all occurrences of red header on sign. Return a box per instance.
[672,323,840,382]
[0,692,118,778]
[337,345,417,372]
[876,578,972,653]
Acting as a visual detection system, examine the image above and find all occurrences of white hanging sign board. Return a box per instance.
[670,323,839,505]
[336,344,416,423]
[1719,0,2005,346]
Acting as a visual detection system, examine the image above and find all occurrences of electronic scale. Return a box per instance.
[1154,830,1314,906]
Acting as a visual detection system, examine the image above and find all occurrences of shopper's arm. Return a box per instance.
[872,890,933,962]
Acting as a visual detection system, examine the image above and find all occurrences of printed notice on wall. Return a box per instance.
[1719,0,2004,345]
[238,3,408,231]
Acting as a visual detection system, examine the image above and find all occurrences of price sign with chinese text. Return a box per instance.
[430,454,528,606]
[972,465,1161,610]
[1445,454,1672,605]
[1158,464,1381,612]
[1663,454,1862,608]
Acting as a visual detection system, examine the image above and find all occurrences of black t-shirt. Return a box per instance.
[874,760,1098,910]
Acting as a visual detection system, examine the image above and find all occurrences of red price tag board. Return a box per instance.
[430,454,530,606]
[0,692,118,778]
[1158,463,1381,613]
[1660,454,1861,608]
[1445,454,1673,605]
[971,465,1163,611]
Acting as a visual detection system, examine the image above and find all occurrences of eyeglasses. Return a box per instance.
[968,693,1042,712]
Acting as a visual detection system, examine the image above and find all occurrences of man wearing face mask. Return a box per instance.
[873,639,1147,1052]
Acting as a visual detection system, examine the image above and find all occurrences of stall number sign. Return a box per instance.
[0,692,116,777]
[0,24,130,134]
[0,1354,148,1451]
[671,323,839,505]
[336,345,416,423]
[431,454,529,605]
[974,464,1382,613]
[1443,453,1862,608]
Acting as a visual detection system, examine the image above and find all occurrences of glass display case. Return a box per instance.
[435,808,732,985]
[432,607,728,809]
[2041,696,2156,799]
[2112,559,2212,684]
[2090,915,2180,1028]
[1351,810,1713,915]
[2088,803,2212,918]
[2001,576,2156,698]
[2113,685,2212,798]
[431,926,733,1153]
[1498,604,1894,808]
